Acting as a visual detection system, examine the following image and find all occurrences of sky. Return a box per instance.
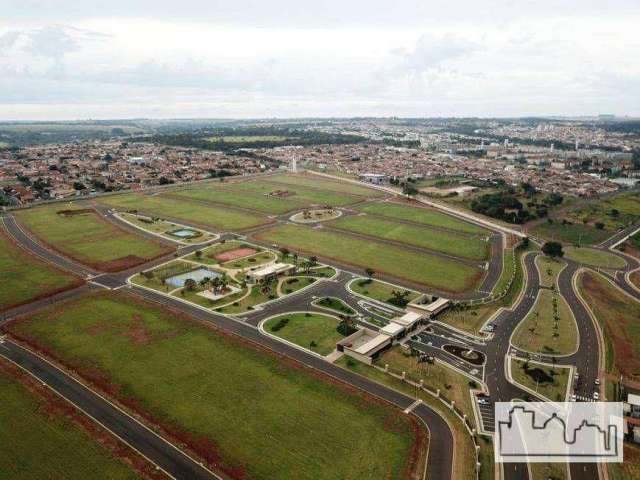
[0,0,639,120]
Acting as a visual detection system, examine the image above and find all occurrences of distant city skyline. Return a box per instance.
[1,0,639,120]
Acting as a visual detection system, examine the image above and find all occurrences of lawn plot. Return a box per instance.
[257,224,483,293]
[579,271,640,384]
[172,179,363,214]
[15,205,171,271]
[565,192,640,231]
[358,201,487,235]
[329,214,489,261]
[564,246,627,269]
[0,360,140,480]
[100,192,269,231]
[530,221,610,246]
[511,256,578,356]
[119,212,217,244]
[267,173,384,197]
[184,241,255,265]
[0,229,81,311]
[510,357,570,401]
[350,278,421,308]
[314,297,356,316]
[5,292,425,480]
[263,312,345,355]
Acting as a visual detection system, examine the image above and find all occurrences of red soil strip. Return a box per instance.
[3,290,428,480]
[214,247,257,262]
[0,359,166,480]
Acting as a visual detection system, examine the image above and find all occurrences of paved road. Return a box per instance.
[0,339,220,480]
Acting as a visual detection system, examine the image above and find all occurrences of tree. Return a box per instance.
[184,278,197,291]
[402,183,419,199]
[195,250,203,259]
[390,289,410,307]
[542,241,564,258]
[279,247,290,259]
[365,268,375,279]
[595,222,605,230]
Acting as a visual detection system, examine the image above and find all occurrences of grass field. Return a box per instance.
[120,213,217,244]
[172,179,363,214]
[16,205,170,271]
[530,221,611,245]
[267,174,384,197]
[100,193,269,230]
[579,271,640,383]
[512,257,578,355]
[315,297,356,316]
[221,250,276,269]
[358,201,487,235]
[564,246,627,269]
[566,192,640,231]
[530,463,567,480]
[510,358,570,401]
[256,224,483,293]
[184,241,250,265]
[0,361,139,480]
[336,356,477,480]
[0,229,80,310]
[264,312,343,355]
[350,278,421,307]
[609,443,640,480]
[5,292,424,480]
[329,215,489,261]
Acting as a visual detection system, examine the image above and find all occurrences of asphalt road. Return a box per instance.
[0,339,220,480]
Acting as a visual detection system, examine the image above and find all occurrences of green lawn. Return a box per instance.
[530,221,610,246]
[491,247,515,296]
[609,443,640,480]
[185,241,253,265]
[264,312,344,355]
[566,192,640,231]
[0,361,139,480]
[16,205,170,271]
[358,201,487,235]
[279,276,316,294]
[350,278,420,307]
[206,135,289,143]
[5,292,422,480]
[0,230,80,310]
[510,358,570,401]
[579,271,640,384]
[329,215,489,261]
[512,288,577,356]
[256,224,483,293]
[315,297,356,316]
[530,463,567,480]
[119,213,217,244]
[268,174,384,197]
[221,251,276,269]
[564,246,627,269]
[100,193,269,231]
[216,283,277,314]
[172,179,363,214]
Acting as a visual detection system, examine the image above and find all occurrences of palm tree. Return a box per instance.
[365,268,375,280]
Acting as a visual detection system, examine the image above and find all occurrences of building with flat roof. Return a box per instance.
[407,295,450,317]
[245,262,295,284]
[337,328,392,365]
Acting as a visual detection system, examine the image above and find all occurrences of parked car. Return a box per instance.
[593,392,599,400]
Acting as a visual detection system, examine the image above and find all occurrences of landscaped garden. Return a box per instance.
[15,205,172,271]
[256,223,483,293]
[511,256,578,356]
[0,230,81,310]
[314,297,356,316]
[329,214,489,261]
[119,212,217,244]
[264,312,346,355]
[0,360,139,480]
[510,357,571,401]
[4,292,425,480]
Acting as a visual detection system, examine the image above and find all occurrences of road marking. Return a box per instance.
[404,399,422,414]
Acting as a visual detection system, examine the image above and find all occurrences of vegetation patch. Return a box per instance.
[0,230,81,311]
[16,204,171,272]
[315,297,356,316]
[510,358,570,401]
[264,312,345,355]
[256,224,483,293]
[4,292,424,480]
[350,278,420,307]
[564,246,627,269]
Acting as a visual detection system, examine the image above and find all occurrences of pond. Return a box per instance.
[166,268,221,287]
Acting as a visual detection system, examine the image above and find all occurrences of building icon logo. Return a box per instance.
[494,402,624,463]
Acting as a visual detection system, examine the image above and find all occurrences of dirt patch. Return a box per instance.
[56,208,94,217]
[266,189,295,198]
[214,247,257,262]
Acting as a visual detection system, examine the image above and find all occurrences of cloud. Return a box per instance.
[396,33,482,74]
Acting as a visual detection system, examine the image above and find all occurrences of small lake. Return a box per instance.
[166,268,220,287]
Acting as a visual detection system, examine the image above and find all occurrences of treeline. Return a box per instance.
[470,184,563,224]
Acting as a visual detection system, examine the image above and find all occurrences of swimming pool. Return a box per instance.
[166,268,221,287]
[168,228,199,238]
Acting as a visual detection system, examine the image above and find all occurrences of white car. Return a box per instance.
[593,392,600,400]
[478,398,489,405]
[594,378,600,386]
[570,394,577,402]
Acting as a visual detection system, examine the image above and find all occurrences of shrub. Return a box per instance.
[270,318,290,332]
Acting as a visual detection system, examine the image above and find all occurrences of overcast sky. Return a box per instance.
[1,0,638,120]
